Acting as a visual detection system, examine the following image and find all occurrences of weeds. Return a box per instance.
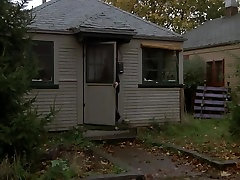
[47,126,93,149]
[39,159,76,180]
[0,157,31,180]
[138,115,239,160]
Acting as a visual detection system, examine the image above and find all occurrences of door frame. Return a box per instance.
[206,59,225,87]
[83,41,117,125]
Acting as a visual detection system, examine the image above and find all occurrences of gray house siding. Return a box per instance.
[28,34,183,130]
[28,33,83,131]
[119,39,183,126]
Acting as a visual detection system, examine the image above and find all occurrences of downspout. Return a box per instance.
[82,42,85,124]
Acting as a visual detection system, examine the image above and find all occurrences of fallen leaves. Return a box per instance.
[100,160,109,165]
[220,171,231,177]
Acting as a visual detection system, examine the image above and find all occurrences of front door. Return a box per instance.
[84,42,116,125]
[206,60,224,87]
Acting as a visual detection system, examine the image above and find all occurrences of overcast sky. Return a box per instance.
[27,0,50,9]
[26,0,240,9]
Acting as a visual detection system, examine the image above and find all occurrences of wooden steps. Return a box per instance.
[194,85,230,119]
[83,129,137,140]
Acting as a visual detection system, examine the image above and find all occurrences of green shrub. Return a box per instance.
[228,53,240,138]
[0,0,56,159]
[39,159,76,180]
[184,56,205,89]
[48,127,93,150]
[0,157,31,180]
[183,56,205,112]
[229,105,240,137]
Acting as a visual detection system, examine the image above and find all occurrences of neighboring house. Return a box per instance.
[184,0,240,89]
[28,0,184,131]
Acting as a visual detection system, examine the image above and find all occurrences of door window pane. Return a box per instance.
[86,44,114,83]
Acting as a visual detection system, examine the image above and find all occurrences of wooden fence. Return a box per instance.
[194,83,230,119]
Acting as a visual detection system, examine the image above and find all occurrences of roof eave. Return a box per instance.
[28,28,185,43]
[134,35,186,42]
[28,28,74,35]
[184,41,240,51]
[72,26,137,36]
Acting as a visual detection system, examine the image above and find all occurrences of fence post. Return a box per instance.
[200,80,207,119]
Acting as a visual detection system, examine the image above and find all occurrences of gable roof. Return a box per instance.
[184,13,240,50]
[29,0,183,41]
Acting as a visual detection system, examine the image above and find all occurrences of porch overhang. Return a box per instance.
[74,27,136,43]
[141,41,183,51]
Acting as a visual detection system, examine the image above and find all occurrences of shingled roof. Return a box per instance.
[184,13,240,50]
[29,0,183,41]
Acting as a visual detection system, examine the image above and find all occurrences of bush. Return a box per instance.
[183,56,205,112]
[228,53,240,138]
[0,0,56,159]
[229,105,240,137]
[0,157,31,180]
[184,56,205,89]
[39,159,76,180]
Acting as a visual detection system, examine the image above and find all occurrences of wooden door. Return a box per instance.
[206,60,224,87]
[84,42,116,126]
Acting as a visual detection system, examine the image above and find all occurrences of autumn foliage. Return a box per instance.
[104,0,225,34]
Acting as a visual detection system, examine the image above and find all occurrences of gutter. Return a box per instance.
[72,26,137,36]
[184,41,240,51]
[28,27,185,42]
[134,35,186,42]
[28,28,74,35]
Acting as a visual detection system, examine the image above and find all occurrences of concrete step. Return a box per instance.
[83,129,137,140]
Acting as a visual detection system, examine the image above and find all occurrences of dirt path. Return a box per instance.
[101,140,229,179]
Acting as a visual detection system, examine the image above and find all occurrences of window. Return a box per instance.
[86,44,114,83]
[142,47,179,86]
[32,40,54,84]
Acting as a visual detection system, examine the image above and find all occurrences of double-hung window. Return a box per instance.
[142,47,179,86]
[32,40,54,87]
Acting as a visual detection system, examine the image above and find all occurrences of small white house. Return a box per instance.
[28,0,184,131]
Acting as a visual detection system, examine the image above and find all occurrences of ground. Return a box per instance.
[36,128,125,179]
[138,115,240,161]
[1,118,240,179]
[102,140,203,179]
[101,140,239,179]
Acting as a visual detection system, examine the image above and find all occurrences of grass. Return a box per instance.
[138,114,240,161]
[0,126,125,179]
[40,127,125,178]
[45,126,94,149]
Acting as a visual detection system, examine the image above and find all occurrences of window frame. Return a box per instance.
[86,42,116,84]
[31,40,58,89]
[140,47,180,88]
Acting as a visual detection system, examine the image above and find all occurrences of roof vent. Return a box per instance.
[225,0,238,17]
[42,0,46,4]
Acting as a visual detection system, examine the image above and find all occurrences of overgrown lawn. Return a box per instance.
[138,115,240,161]
[0,127,124,179]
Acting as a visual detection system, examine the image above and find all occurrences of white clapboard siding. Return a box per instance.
[27,33,83,131]
[119,39,181,126]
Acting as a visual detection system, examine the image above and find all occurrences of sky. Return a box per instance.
[25,0,240,9]
[27,0,50,9]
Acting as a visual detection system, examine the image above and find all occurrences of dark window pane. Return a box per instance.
[206,61,213,84]
[142,48,179,85]
[86,44,114,83]
[32,41,54,83]
[215,61,223,83]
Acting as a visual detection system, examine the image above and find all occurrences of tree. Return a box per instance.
[0,0,54,158]
[104,0,225,34]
